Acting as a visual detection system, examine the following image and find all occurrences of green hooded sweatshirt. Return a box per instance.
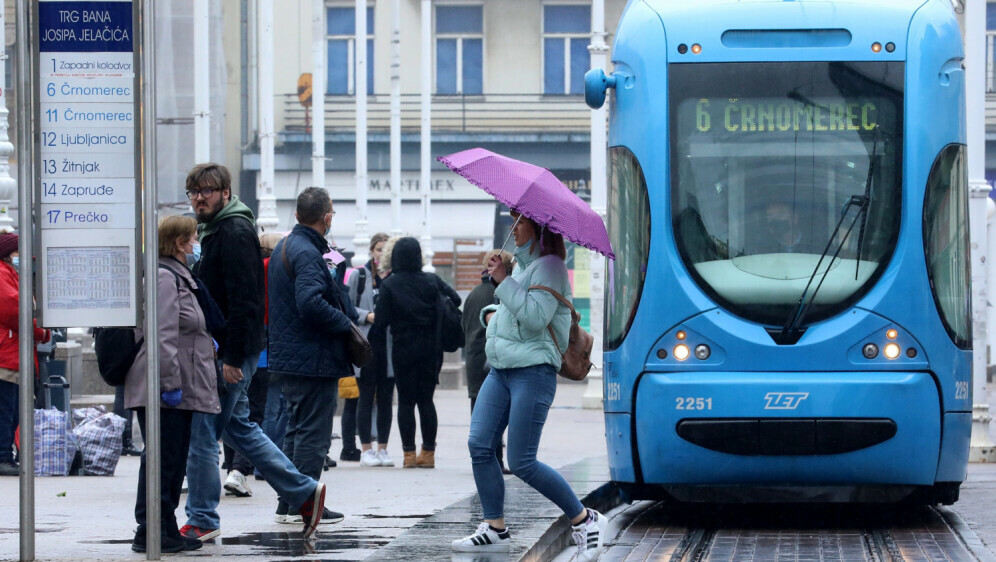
[480,240,572,371]
[198,195,256,243]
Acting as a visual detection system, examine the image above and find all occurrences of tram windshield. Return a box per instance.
[670,61,904,327]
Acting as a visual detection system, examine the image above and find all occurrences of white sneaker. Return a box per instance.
[274,513,303,524]
[376,449,394,467]
[223,470,252,497]
[360,449,382,467]
[452,522,511,552]
[571,509,608,562]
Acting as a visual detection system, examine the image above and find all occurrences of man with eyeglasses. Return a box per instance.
[179,163,330,544]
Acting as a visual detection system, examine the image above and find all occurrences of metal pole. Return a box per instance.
[256,0,278,232]
[583,0,608,409]
[139,0,162,556]
[966,0,995,461]
[352,0,369,262]
[419,0,433,271]
[15,0,34,557]
[0,0,15,232]
[193,0,210,162]
[312,0,325,190]
[389,0,402,236]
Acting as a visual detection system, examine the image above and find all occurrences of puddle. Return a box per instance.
[360,513,433,519]
[218,530,391,556]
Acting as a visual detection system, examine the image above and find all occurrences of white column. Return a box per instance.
[312,0,326,189]
[256,0,279,231]
[420,0,434,271]
[390,0,403,236]
[352,0,370,261]
[966,0,995,461]
[0,0,14,232]
[583,0,608,409]
[193,0,210,162]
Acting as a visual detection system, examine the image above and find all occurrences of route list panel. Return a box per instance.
[37,0,138,327]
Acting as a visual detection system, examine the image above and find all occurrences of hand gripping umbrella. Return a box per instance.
[437,148,615,260]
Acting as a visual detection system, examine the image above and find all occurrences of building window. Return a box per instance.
[436,5,483,95]
[543,4,589,95]
[327,6,374,95]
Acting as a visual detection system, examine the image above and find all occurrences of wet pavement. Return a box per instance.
[0,382,607,561]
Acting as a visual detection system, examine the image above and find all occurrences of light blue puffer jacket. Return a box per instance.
[481,241,571,371]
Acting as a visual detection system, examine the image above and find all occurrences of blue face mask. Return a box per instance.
[10,256,18,270]
[186,242,202,268]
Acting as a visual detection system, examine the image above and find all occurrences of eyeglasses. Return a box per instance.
[329,210,337,217]
[186,187,219,200]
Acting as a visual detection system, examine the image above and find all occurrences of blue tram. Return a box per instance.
[586,0,971,503]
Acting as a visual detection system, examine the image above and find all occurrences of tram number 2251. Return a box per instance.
[675,397,713,410]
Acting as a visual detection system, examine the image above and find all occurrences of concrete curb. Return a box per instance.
[367,456,616,562]
[938,506,996,562]
[518,479,622,562]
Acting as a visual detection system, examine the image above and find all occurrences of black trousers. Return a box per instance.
[341,397,358,451]
[134,406,192,536]
[357,369,394,445]
[395,374,437,453]
[223,367,269,475]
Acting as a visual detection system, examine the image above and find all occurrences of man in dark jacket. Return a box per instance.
[267,186,357,518]
[181,163,329,543]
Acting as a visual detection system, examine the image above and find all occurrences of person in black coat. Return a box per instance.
[375,237,460,468]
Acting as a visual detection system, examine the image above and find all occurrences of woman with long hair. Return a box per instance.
[345,232,396,467]
[453,210,607,562]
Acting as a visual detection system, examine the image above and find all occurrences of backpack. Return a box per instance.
[529,285,594,381]
[435,278,464,353]
[93,328,143,387]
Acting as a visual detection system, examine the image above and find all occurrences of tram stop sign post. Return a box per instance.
[35,0,141,329]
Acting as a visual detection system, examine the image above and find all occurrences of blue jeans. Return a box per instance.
[262,374,288,449]
[468,365,585,521]
[184,354,317,529]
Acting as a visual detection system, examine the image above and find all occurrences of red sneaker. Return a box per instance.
[299,482,326,539]
[179,524,220,542]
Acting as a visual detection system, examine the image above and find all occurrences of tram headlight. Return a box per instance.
[691,43,702,54]
[862,343,879,359]
[872,42,882,53]
[694,344,711,360]
[886,329,897,340]
[673,344,690,361]
[884,343,901,360]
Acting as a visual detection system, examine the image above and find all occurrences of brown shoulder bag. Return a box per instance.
[529,285,594,381]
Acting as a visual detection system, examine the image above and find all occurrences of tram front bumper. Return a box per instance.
[633,371,943,486]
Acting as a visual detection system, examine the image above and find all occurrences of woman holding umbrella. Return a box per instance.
[452,210,608,562]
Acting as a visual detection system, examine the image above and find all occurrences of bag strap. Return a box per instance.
[528,285,578,354]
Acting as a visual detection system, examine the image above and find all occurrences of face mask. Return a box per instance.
[186,242,201,268]
[328,266,337,280]
[10,257,18,270]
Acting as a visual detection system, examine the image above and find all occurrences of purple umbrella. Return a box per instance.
[437,148,615,259]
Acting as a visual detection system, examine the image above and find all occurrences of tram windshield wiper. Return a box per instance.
[776,128,879,344]
[775,195,867,344]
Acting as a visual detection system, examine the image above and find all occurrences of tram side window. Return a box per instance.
[606,147,651,350]
[923,144,971,349]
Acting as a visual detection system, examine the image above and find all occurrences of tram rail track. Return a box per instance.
[605,502,980,562]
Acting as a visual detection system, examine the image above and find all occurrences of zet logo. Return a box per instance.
[763,392,809,410]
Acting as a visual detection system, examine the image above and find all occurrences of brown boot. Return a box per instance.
[415,449,435,469]
[403,451,417,469]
